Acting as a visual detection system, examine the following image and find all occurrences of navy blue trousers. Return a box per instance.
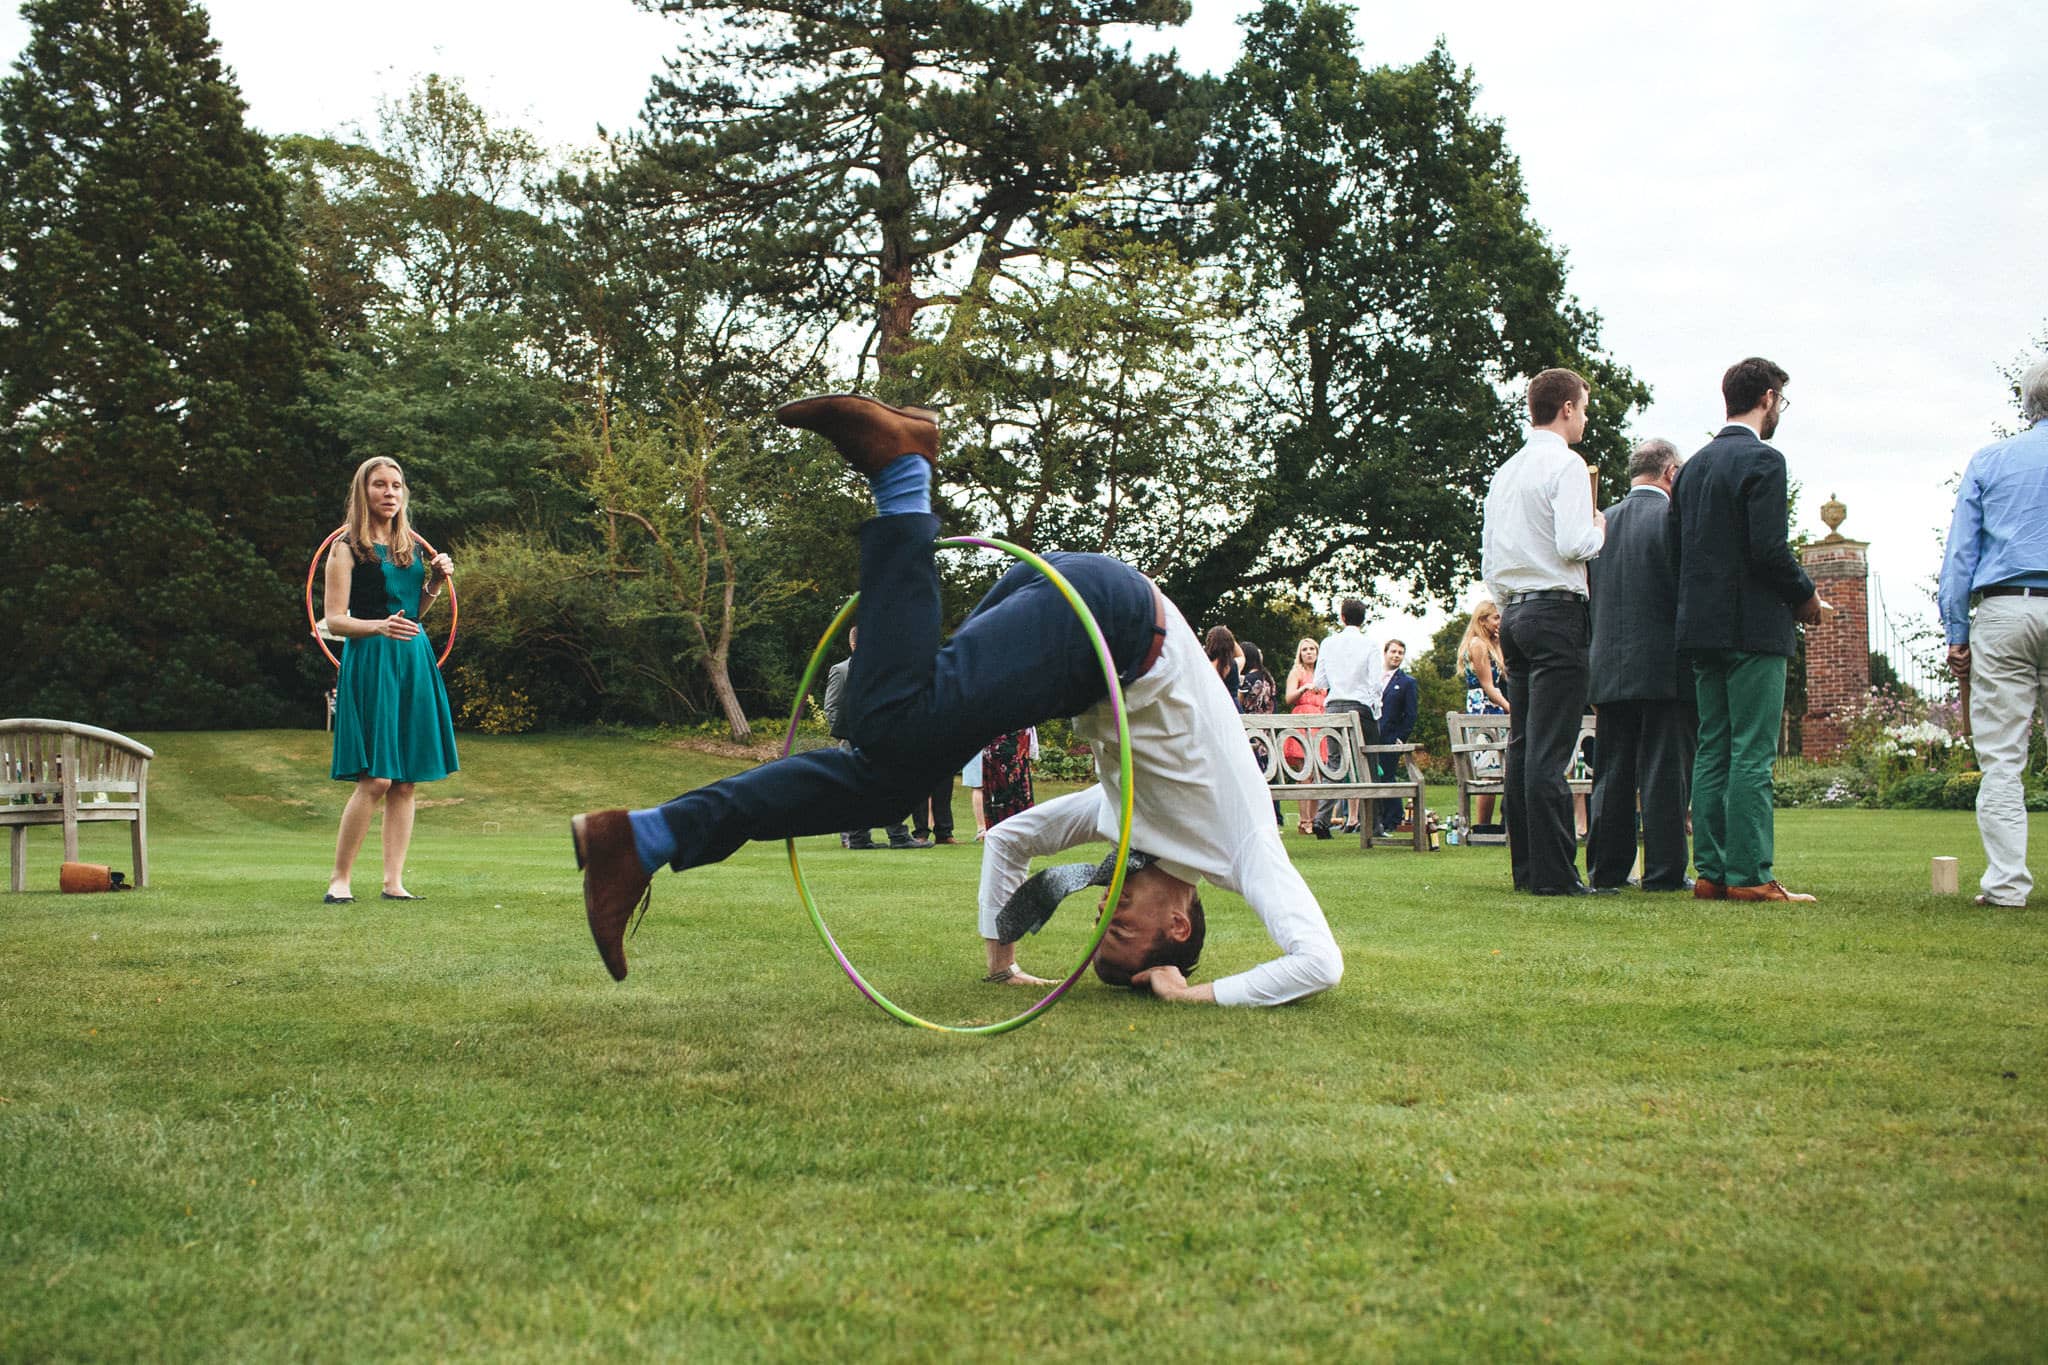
[653,514,1160,872]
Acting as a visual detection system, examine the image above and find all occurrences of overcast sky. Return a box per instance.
[5,0,2043,652]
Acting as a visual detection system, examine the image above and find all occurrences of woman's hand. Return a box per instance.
[430,552,454,581]
[377,613,422,640]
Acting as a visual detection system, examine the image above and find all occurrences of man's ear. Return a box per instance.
[1165,906,1193,943]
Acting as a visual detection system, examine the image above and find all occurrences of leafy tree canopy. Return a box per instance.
[1171,0,1648,614]
[0,0,326,725]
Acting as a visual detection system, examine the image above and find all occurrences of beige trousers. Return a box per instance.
[1969,595,2048,905]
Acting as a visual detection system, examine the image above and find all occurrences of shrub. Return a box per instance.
[1031,717,1098,782]
[1941,771,1983,810]
[448,665,538,735]
[1871,771,1951,810]
[1773,764,1871,808]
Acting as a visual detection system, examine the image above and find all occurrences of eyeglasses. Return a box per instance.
[1773,391,1791,411]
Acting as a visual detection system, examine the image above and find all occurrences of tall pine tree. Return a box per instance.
[0,0,327,726]
[626,0,1207,397]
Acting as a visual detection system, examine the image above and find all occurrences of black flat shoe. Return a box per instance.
[322,893,353,904]
[381,891,424,901]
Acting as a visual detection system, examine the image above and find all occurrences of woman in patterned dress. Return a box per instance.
[1457,600,1509,829]
[979,727,1037,829]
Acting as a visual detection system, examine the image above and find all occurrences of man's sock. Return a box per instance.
[869,453,931,516]
[627,807,675,875]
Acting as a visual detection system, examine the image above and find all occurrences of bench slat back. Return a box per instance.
[1443,712,1597,788]
[1,720,152,808]
[1242,711,1366,789]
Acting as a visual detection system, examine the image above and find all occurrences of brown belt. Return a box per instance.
[1132,583,1169,680]
[1981,585,2048,599]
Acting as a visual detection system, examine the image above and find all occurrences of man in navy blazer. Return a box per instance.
[1586,439,1693,890]
[1669,358,1829,903]
[1374,639,1419,835]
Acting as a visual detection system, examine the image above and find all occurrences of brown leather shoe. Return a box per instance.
[1693,877,1727,900]
[571,810,654,981]
[1725,880,1816,903]
[774,394,939,476]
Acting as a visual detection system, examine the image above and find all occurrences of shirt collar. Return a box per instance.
[1525,428,1570,450]
[1630,483,1671,501]
[1724,419,1760,440]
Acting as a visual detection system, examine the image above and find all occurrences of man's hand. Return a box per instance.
[1131,965,1215,1003]
[1592,509,1607,536]
[1948,643,1972,680]
[1131,964,1187,999]
[1795,593,1832,626]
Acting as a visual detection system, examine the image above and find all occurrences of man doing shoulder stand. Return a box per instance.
[1481,368,1608,896]
[571,396,1343,1007]
[1586,439,1694,892]
[1670,358,1829,903]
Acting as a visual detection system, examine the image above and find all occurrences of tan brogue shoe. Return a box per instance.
[571,810,654,981]
[1724,880,1816,903]
[774,394,939,476]
[1692,877,1727,900]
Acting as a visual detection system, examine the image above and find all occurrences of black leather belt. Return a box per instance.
[1503,589,1587,606]
[1981,585,2048,599]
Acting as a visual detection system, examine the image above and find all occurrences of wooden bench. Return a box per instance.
[1242,711,1429,851]
[1,719,153,891]
[1444,711,1597,846]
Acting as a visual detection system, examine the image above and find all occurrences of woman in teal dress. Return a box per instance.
[322,456,459,903]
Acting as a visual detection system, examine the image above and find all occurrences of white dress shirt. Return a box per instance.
[975,598,1344,1006]
[1480,428,1604,599]
[1310,624,1383,715]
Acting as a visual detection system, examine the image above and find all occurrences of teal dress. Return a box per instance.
[331,543,459,783]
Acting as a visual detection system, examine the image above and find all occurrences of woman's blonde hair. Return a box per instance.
[343,456,416,567]
[1287,637,1317,682]
[1457,600,1505,679]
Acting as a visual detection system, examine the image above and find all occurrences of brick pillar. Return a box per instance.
[1799,496,1868,760]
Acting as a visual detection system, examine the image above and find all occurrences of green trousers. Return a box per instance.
[1690,651,1786,888]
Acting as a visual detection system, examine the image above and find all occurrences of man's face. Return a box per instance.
[1565,386,1591,444]
[1384,642,1406,671]
[1761,387,1787,440]
[1091,865,1192,984]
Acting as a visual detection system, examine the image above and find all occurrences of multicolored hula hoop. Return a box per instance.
[303,526,458,669]
[779,536,1136,1035]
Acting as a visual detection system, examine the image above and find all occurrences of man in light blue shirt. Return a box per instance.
[1937,360,2048,907]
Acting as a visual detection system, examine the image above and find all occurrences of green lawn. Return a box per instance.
[3,730,2043,1361]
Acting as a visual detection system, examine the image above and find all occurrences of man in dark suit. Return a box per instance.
[824,628,926,850]
[1670,358,1829,903]
[1586,439,1694,891]
[1374,639,1418,836]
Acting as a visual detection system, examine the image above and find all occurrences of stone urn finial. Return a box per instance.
[1820,494,1847,542]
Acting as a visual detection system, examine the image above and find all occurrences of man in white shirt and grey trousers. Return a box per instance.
[1308,598,1381,839]
[1481,367,1609,897]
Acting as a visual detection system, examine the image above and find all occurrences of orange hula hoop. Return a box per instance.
[304,526,458,670]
